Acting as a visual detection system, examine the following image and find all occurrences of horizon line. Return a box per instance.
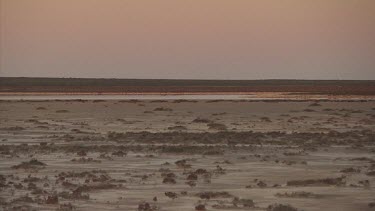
[1,76,375,82]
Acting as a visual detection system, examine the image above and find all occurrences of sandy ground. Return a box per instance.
[0,100,375,211]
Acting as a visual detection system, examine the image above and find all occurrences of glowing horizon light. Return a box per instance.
[1,0,375,80]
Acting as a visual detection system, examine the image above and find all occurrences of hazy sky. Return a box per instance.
[1,0,375,80]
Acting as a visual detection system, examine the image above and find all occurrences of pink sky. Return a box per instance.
[1,0,375,79]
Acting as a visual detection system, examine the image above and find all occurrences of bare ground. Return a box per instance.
[0,100,375,211]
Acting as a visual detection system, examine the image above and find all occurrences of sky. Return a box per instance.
[1,0,375,80]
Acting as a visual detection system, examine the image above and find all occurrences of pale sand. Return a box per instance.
[0,100,374,211]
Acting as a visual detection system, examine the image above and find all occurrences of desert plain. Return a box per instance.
[0,99,375,211]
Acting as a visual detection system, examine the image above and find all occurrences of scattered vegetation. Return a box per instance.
[56,110,69,113]
[287,177,345,187]
[154,107,173,112]
[267,204,298,211]
[275,191,319,198]
[12,159,47,170]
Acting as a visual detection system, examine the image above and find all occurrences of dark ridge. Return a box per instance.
[1,77,375,95]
